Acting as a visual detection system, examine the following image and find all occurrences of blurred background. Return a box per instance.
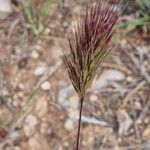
[0,0,150,149]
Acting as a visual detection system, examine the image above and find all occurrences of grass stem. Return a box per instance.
[76,97,84,150]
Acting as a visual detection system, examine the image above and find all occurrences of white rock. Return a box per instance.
[14,146,21,150]
[92,69,125,90]
[34,64,46,76]
[89,94,98,102]
[142,126,150,139]
[18,83,25,90]
[0,0,12,19]
[64,119,74,131]
[135,101,142,109]
[126,76,133,82]
[31,50,39,59]
[1,88,9,97]
[41,81,51,91]
[9,131,20,141]
[44,28,51,34]
[136,119,142,125]
[24,114,38,137]
[25,114,38,126]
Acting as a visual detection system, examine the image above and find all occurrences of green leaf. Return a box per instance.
[22,0,33,24]
[137,0,150,13]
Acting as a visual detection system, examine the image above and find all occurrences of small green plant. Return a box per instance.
[118,0,150,32]
[21,0,55,35]
[137,0,150,13]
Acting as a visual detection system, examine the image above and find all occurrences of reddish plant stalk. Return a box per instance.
[64,1,128,149]
[76,96,84,150]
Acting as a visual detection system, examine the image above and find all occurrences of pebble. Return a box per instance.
[41,81,51,91]
[17,92,24,98]
[23,114,38,137]
[64,119,75,131]
[44,28,51,34]
[31,50,39,59]
[0,0,12,19]
[142,126,150,139]
[136,119,142,125]
[135,101,142,109]
[126,76,133,82]
[18,83,25,90]
[14,146,21,150]
[9,131,20,141]
[1,88,9,97]
[89,94,98,102]
[34,64,46,76]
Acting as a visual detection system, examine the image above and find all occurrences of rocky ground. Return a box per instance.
[0,0,150,150]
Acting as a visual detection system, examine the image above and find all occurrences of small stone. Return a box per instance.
[0,0,12,19]
[9,131,20,141]
[136,119,142,125]
[25,114,38,126]
[142,126,150,139]
[135,101,142,109]
[64,141,69,147]
[1,88,9,97]
[18,83,25,90]
[23,114,38,137]
[64,119,74,131]
[63,22,68,27]
[130,128,134,134]
[44,28,51,34]
[89,94,98,102]
[40,122,52,135]
[126,76,133,82]
[31,50,39,59]
[34,64,46,76]
[14,146,21,150]
[17,92,24,98]
[41,81,51,91]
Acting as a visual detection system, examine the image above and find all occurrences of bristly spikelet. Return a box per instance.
[64,0,128,98]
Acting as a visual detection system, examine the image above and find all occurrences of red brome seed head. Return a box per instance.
[64,0,128,97]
